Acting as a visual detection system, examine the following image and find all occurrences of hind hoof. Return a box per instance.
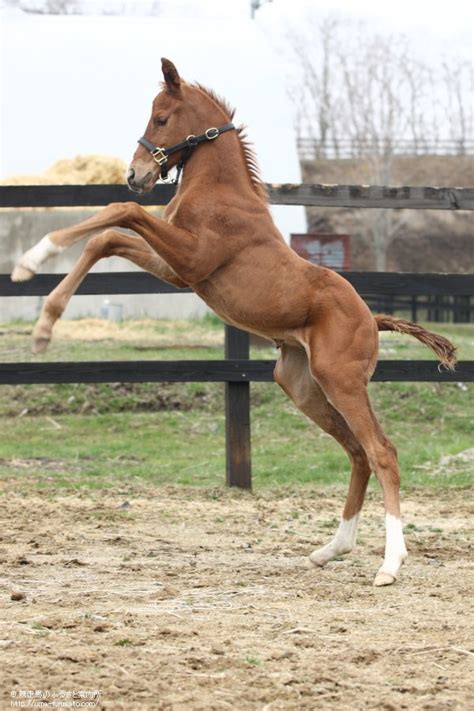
[309,552,329,567]
[373,572,396,587]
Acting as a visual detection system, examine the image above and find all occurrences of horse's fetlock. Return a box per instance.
[44,298,65,320]
[46,229,60,243]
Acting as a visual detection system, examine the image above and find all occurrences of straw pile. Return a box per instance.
[1,154,127,185]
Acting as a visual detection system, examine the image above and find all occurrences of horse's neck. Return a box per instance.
[178,131,259,201]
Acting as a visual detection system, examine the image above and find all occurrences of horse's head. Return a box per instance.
[127,59,191,192]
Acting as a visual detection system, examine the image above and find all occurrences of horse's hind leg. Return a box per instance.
[306,340,407,587]
[274,344,372,566]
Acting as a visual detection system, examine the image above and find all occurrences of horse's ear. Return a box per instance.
[161,58,181,95]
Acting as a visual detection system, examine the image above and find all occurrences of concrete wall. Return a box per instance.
[0,209,210,322]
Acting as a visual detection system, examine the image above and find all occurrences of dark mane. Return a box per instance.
[193,83,268,202]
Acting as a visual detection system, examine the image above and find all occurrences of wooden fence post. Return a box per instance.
[224,325,252,489]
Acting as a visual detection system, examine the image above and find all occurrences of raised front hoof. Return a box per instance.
[373,571,396,587]
[32,336,51,355]
[11,264,36,282]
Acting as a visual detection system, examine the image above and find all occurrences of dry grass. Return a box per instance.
[52,318,224,348]
[1,154,127,186]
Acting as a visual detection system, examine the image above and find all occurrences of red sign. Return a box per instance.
[290,233,351,271]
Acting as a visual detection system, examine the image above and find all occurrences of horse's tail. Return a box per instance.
[375,314,457,371]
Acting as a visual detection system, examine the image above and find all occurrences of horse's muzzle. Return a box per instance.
[127,168,154,193]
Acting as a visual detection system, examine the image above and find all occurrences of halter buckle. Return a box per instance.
[151,147,168,165]
[186,134,198,146]
[205,127,219,140]
[158,171,175,184]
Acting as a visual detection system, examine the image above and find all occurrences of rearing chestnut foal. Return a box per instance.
[13,59,456,586]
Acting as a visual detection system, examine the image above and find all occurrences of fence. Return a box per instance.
[1,183,473,489]
[297,137,474,161]
[363,294,472,324]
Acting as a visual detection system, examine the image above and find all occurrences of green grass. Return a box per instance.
[0,319,472,491]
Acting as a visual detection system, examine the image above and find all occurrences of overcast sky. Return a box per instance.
[1,0,471,177]
[0,0,471,236]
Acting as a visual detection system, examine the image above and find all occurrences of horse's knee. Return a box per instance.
[118,201,141,224]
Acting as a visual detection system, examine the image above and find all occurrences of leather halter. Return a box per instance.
[138,122,235,183]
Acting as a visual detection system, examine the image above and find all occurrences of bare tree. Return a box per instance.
[289,16,342,158]
[19,0,82,13]
[441,60,474,152]
[289,18,472,270]
[336,33,409,270]
[17,0,163,14]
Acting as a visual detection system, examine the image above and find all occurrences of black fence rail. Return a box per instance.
[2,183,474,210]
[1,183,473,489]
[364,294,473,323]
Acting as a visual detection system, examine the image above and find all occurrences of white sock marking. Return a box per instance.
[20,234,65,273]
[310,514,360,566]
[378,514,407,579]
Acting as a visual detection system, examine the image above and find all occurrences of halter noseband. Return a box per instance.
[137,122,235,183]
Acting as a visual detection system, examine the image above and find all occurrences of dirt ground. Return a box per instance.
[0,483,472,710]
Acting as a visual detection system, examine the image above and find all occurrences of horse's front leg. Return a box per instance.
[12,202,137,282]
[32,230,188,354]
[12,201,202,285]
[121,202,205,284]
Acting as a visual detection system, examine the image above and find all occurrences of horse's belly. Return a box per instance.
[193,282,309,341]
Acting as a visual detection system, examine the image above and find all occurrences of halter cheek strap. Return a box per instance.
[138,122,235,183]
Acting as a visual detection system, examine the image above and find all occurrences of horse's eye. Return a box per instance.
[154,116,168,127]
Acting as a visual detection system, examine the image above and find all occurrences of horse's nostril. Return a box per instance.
[126,169,153,193]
